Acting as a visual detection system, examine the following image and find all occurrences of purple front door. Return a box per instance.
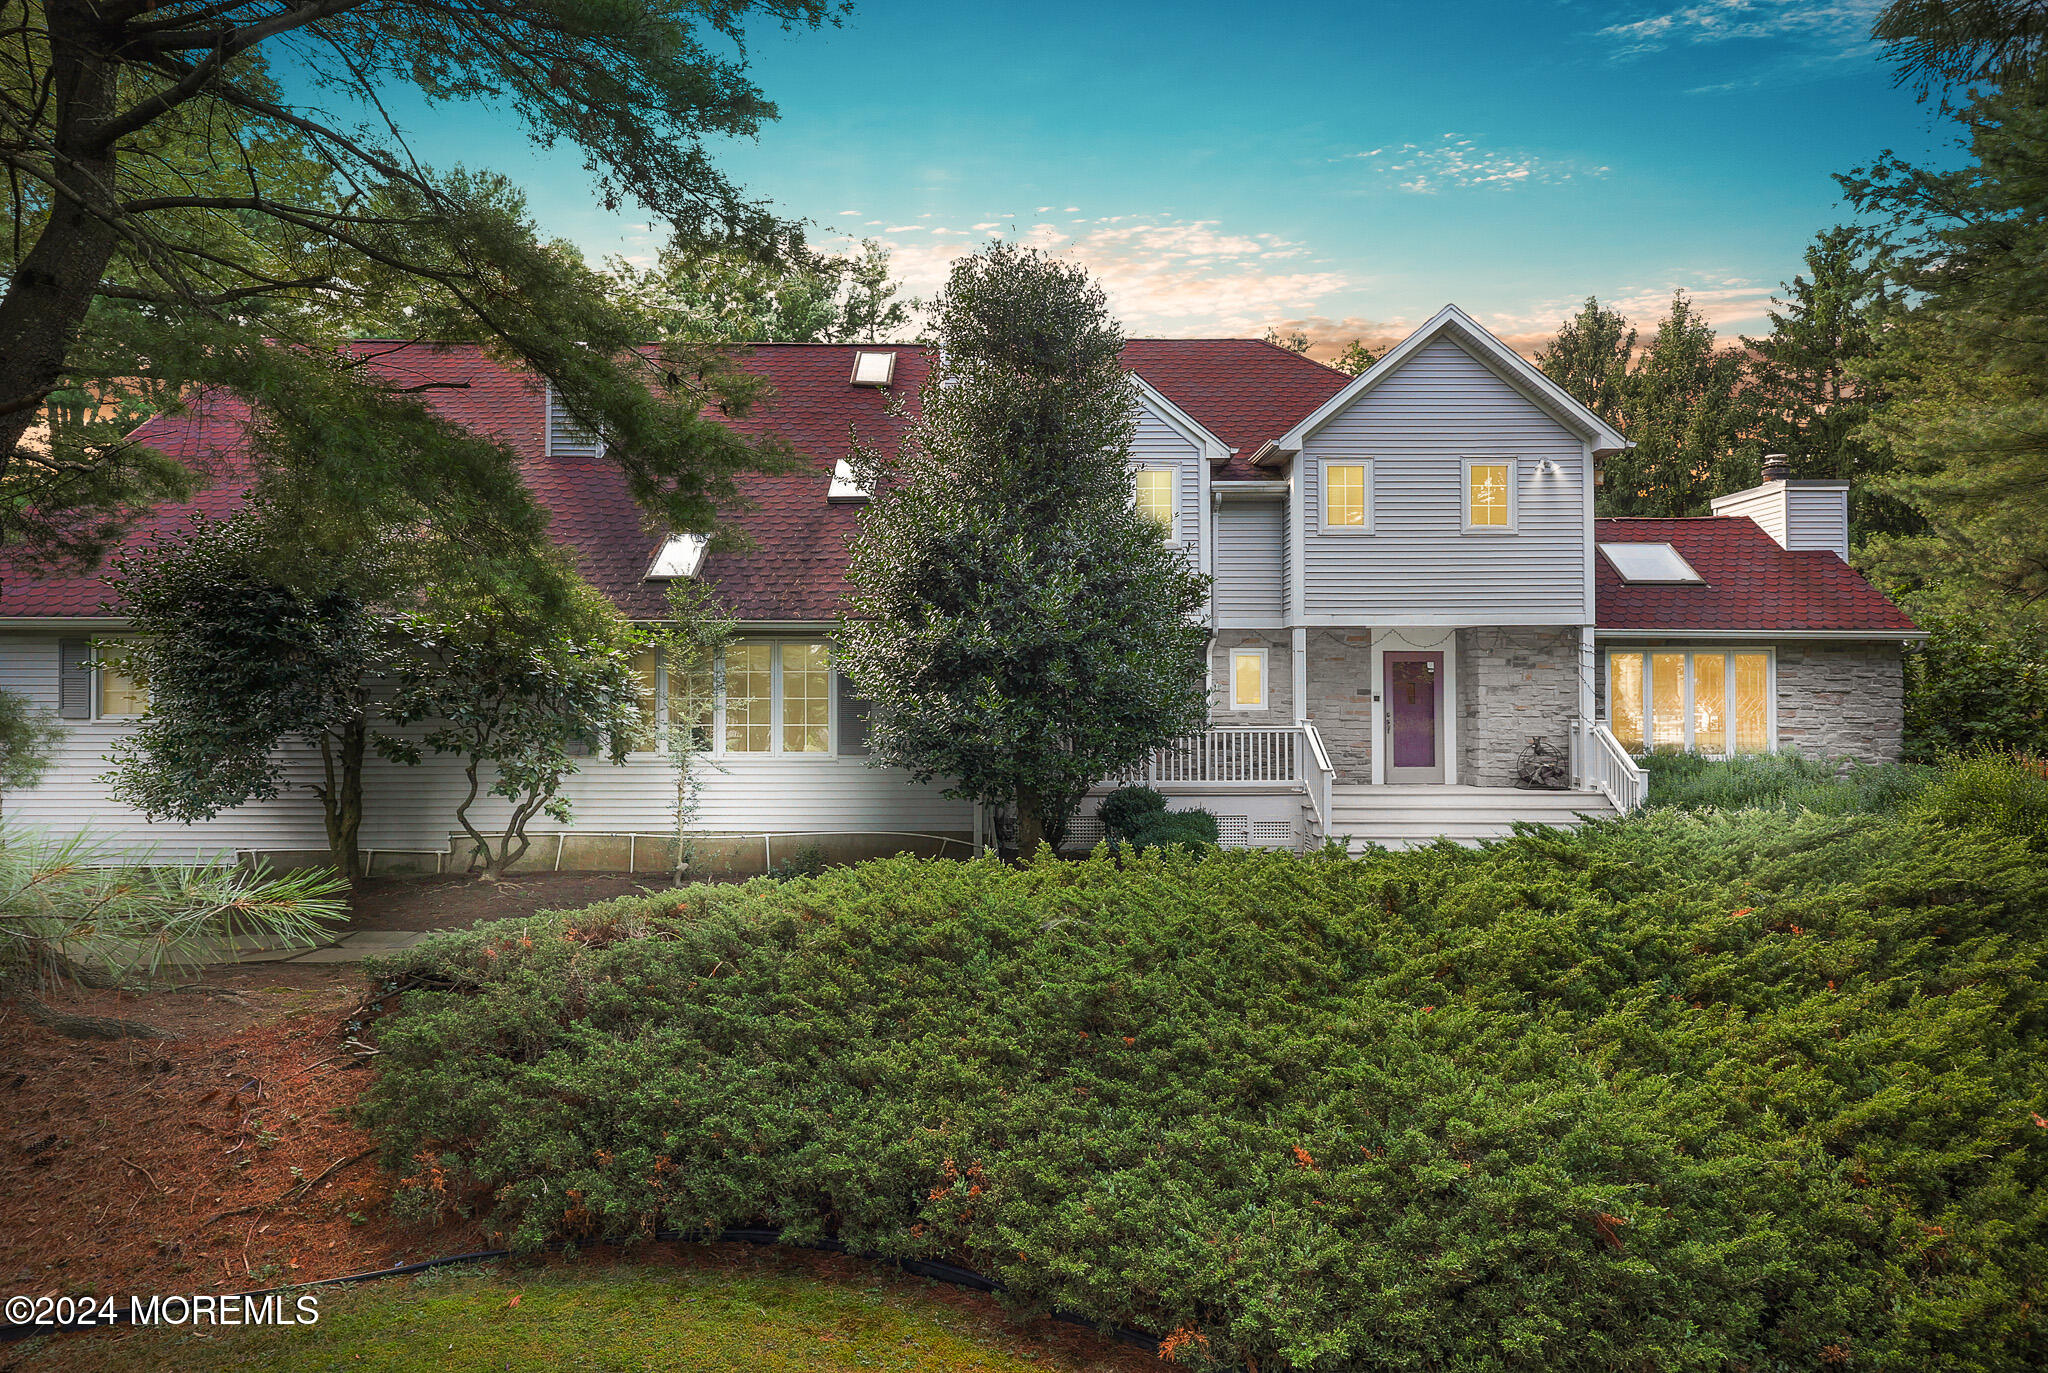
[1384,652,1444,783]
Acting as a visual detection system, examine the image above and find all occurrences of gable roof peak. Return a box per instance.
[1269,303,1630,457]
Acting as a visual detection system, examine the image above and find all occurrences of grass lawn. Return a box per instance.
[16,1258,1153,1372]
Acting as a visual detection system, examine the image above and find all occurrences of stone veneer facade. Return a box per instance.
[1209,631,1294,724]
[1772,641,1905,763]
[1455,627,1581,788]
[1303,631,1375,781]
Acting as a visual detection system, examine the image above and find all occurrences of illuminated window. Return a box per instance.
[631,647,660,747]
[1323,462,1368,530]
[1607,650,1773,755]
[723,644,773,753]
[96,643,148,718]
[1134,468,1176,536]
[667,652,715,752]
[1465,460,1513,530]
[781,643,831,754]
[1609,651,1644,752]
[1229,649,1267,710]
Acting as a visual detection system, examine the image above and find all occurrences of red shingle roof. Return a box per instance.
[1595,517,1917,635]
[0,343,1917,640]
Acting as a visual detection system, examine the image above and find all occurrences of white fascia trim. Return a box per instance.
[1598,627,1930,642]
[1301,612,1583,627]
[1128,374,1231,465]
[0,616,131,630]
[1213,480,1290,501]
[1274,304,1630,455]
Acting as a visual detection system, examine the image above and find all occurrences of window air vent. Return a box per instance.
[849,351,896,387]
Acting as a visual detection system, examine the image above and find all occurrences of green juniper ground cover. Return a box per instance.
[359,760,2047,1371]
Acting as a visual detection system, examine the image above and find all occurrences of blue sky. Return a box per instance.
[350,0,1954,354]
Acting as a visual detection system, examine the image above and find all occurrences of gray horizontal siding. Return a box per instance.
[1131,403,1203,565]
[1213,501,1284,622]
[0,632,970,861]
[1785,488,1848,561]
[1300,337,1588,622]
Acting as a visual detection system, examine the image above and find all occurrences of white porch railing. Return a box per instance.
[1109,724,1337,839]
[1570,716,1648,814]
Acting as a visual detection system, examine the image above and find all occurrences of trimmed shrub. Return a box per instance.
[1119,806,1219,853]
[359,807,2048,1371]
[1641,748,1933,815]
[1095,785,1167,843]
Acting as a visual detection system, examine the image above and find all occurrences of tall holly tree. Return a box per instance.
[103,514,387,880]
[836,243,1211,857]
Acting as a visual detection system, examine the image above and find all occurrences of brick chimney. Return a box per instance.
[1709,454,1849,562]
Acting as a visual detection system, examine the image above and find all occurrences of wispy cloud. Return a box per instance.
[1341,135,1610,194]
[1598,0,1882,55]
[845,216,1354,335]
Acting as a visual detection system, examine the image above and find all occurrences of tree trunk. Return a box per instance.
[318,717,369,883]
[0,1,126,467]
[1013,794,1048,858]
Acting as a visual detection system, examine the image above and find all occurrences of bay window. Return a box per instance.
[1606,648,1773,755]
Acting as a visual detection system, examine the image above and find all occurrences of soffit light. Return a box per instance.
[1598,542,1704,585]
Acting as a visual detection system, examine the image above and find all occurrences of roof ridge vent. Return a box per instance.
[850,350,896,387]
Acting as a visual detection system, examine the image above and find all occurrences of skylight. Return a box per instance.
[850,350,896,387]
[1599,542,1703,585]
[646,533,707,580]
[827,459,871,502]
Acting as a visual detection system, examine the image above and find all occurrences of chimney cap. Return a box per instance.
[1761,453,1792,482]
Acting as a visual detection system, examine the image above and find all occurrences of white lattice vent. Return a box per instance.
[1250,820,1295,848]
[1064,817,1106,850]
[1215,815,1251,848]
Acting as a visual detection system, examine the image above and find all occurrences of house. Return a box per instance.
[0,306,1922,868]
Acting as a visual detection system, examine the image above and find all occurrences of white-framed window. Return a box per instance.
[1133,467,1177,538]
[1463,458,1517,532]
[1319,458,1372,533]
[704,639,838,757]
[1227,648,1268,711]
[96,641,148,719]
[1606,648,1774,755]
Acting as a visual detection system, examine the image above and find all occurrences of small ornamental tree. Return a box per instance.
[378,592,645,880]
[104,515,386,880]
[836,243,1211,856]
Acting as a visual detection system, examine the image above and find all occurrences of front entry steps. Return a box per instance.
[1326,784,1615,852]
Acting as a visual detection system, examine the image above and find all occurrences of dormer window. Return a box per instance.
[646,533,707,580]
[850,351,896,387]
[1599,542,1703,584]
[545,383,603,458]
[828,459,871,502]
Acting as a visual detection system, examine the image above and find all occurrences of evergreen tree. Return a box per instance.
[1842,60,2048,609]
[1537,296,1635,427]
[1744,227,1917,541]
[1596,293,1747,517]
[837,244,1212,857]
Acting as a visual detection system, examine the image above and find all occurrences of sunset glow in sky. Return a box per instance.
[335,0,1953,353]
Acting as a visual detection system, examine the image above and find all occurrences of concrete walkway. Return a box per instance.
[220,930,432,965]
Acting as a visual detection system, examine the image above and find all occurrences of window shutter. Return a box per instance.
[57,638,91,719]
[836,675,870,756]
[545,385,602,458]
